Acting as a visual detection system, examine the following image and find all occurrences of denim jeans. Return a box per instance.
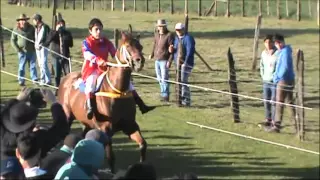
[181,64,192,106]
[36,48,51,84]
[18,51,38,85]
[263,82,276,120]
[155,60,169,98]
[53,57,70,87]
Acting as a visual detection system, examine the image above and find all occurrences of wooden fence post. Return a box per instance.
[91,0,94,11]
[47,0,50,8]
[267,0,270,16]
[297,0,301,21]
[308,0,312,18]
[242,0,245,17]
[0,18,5,68]
[158,0,161,13]
[170,0,174,14]
[296,49,305,141]
[214,0,217,16]
[225,0,230,17]
[82,0,84,10]
[227,47,240,123]
[133,0,136,12]
[185,0,188,15]
[318,0,320,26]
[277,0,281,19]
[204,1,215,16]
[286,0,289,17]
[39,0,41,8]
[63,0,67,9]
[198,0,201,16]
[73,0,75,10]
[111,0,114,11]
[251,15,262,71]
[122,0,125,12]
[259,0,262,15]
[114,29,119,49]
[146,0,149,13]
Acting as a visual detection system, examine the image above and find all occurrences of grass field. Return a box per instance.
[1,2,319,179]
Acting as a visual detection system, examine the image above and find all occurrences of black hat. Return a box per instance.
[264,34,273,42]
[64,133,82,149]
[273,34,285,42]
[1,101,38,133]
[16,132,41,166]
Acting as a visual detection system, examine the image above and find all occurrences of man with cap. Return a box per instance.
[11,13,38,86]
[32,13,52,86]
[149,19,174,102]
[259,34,278,128]
[43,18,73,90]
[168,22,196,107]
[1,156,26,179]
[55,139,105,179]
[268,34,296,133]
[40,133,82,179]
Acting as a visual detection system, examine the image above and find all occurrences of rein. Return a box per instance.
[95,45,133,99]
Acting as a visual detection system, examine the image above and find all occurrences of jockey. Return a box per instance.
[82,18,155,119]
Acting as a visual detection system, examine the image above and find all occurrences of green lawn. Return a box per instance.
[1,3,319,179]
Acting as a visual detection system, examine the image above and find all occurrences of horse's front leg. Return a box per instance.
[101,123,115,174]
[129,130,147,162]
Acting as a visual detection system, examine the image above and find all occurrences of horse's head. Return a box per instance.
[118,24,145,72]
[16,87,47,108]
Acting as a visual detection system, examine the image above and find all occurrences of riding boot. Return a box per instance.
[132,90,156,114]
[86,94,94,119]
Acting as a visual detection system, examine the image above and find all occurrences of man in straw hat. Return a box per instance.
[11,13,38,86]
[149,19,174,102]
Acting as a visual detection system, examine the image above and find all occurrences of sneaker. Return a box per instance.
[265,124,280,133]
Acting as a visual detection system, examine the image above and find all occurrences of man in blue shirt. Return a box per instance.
[269,34,296,133]
[168,23,195,107]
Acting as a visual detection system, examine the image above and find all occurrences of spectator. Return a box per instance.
[112,162,157,180]
[40,133,82,179]
[259,34,278,127]
[44,19,73,89]
[269,34,296,133]
[15,132,49,179]
[54,139,105,179]
[11,13,38,86]
[1,88,69,160]
[168,23,196,107]
[32,13,51,86]
[1,156,26,180]
[149,19,174,102]
[85,129,108,146]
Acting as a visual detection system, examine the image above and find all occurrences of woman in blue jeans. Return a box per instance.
[149,19,174,102]
[259,35,278,126]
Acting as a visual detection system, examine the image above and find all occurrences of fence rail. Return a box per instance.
[11,0,319,23]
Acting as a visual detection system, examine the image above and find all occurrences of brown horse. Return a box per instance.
[57,28,147,173]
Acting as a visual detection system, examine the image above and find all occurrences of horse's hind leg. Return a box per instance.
[129,130,147,162]
[101,123,115,173]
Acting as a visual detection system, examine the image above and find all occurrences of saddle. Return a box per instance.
[72,72,107,94]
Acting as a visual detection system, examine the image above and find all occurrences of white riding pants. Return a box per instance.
[85,71,135,95]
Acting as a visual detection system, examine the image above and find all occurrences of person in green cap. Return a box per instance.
[11,13,38,86]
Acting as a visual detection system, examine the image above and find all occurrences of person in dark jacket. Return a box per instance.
[40,133,82,179]
[149,19,174,102]
[15,132,49,179]
[44,19,73,88]
[168,23,196,107]
[1,88,69,161]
